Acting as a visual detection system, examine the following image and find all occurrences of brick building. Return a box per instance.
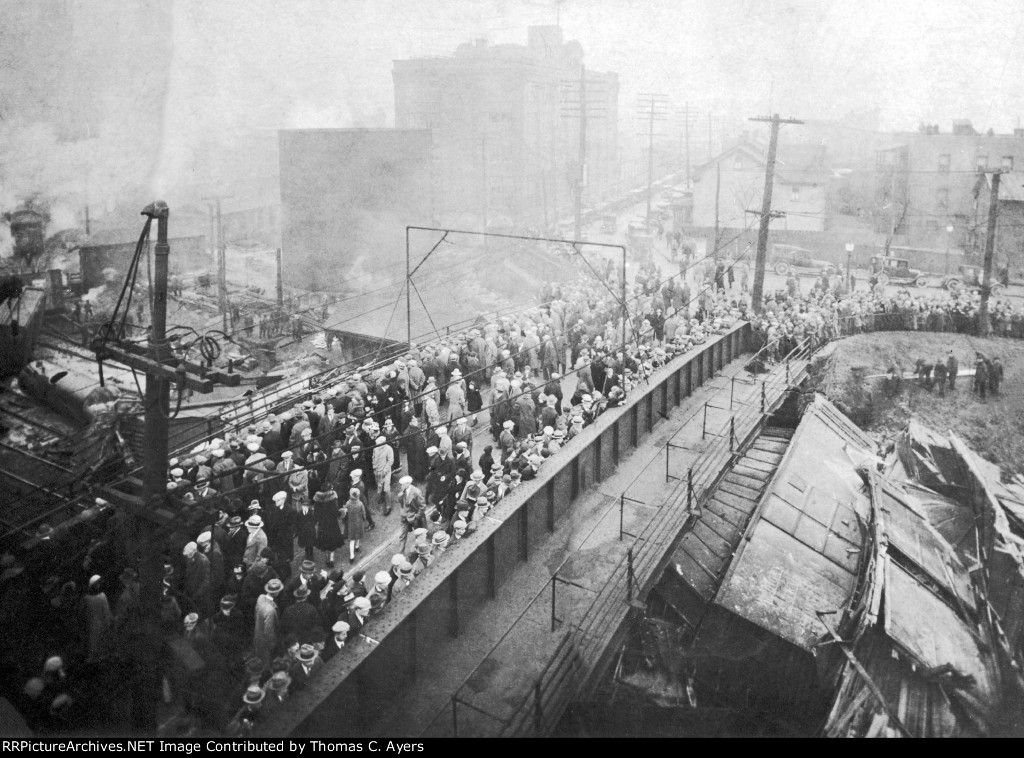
[875,120,1024,253]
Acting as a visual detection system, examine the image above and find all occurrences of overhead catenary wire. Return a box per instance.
[5,236,753,534]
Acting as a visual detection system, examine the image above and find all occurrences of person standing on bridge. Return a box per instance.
[397,477,426,552]
[445,371,467,423]
[372,435,395,514]
[342,488,369,565]
[313,485,344,569]
[450,416,474,460]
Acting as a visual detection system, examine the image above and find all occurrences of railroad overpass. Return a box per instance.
[257,322,812,737]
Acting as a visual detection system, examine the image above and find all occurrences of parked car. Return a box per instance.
[769,244,837,277]
[601,215,618,234]
[941,264,1006,296]
[868,255,930,287]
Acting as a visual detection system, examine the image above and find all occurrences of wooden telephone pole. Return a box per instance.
[91,202,241,730]
[749,113,803,313]
[978,170,1002,337]
[637,93,668,229]
[561,65,606,239]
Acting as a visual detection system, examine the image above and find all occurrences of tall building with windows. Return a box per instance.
[393,26,618,231]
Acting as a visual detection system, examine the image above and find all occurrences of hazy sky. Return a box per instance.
[161,0,1024,132]
[5,0,1024,225]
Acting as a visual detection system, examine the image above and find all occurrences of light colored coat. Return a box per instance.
[253,593,279,665]
[243,527,268,568]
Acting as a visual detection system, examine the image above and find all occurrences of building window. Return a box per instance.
[733,158,742,170]
[976,154,988,170]
[1003,156,1014,171]
[790,186,800,202]
[937,188,948,208]
[938,154,950,172]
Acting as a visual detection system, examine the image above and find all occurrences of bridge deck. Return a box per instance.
[349,352,810,737]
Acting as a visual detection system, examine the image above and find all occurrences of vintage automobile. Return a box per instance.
[941,264,1006,296]
[769,244,837,277]
[601,215,618,234]
[868,255,930,287]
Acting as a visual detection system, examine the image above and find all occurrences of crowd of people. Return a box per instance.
[8,238,1022,736]
[3,250,752,736]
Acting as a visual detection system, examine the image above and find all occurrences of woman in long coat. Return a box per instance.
[314,486,344,568]
[404,417,431,482]
[80,581,112,663]
[343,488,368,564]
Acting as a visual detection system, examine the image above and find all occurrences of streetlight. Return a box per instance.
[945,224,954,275]
[845,243,854,291]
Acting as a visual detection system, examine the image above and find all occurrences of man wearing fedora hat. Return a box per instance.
[367,571,391,615]
[498,419,516,464]
[451,415,474,457]
[253,578,283,669]
[227,684,265,736]
[397,476,426,552]
[281,585,322,645]
[207,594,245,666]
[445,371,467,423]
[263,490,295,563]
[282,559,327,612]
[289,643,324,692]
[260,670,293,720]
[182,541,213,619]
[223,515,248,571]
[391,561,415,599]
[242,515,268,570]
[430,529,450,562]
[371,435,395,515]
[458,470,488,518]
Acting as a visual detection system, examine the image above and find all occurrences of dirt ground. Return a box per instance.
[822,331,1024,480]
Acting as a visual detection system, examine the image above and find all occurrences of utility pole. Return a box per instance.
[647,100,656,227]
[708,112,713,160]
[217,199,228,332]
[714,162,721,258]
[637,93,668,230]
[749,113,804,313]
[979,170,1002,337]
[684,102,692,186]
[575,64,587,240]
[480,133,488,249]
[90,202,241,732]
[562,66,606,239]
[276,247,284,309]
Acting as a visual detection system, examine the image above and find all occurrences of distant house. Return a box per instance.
[690,141,833,233]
